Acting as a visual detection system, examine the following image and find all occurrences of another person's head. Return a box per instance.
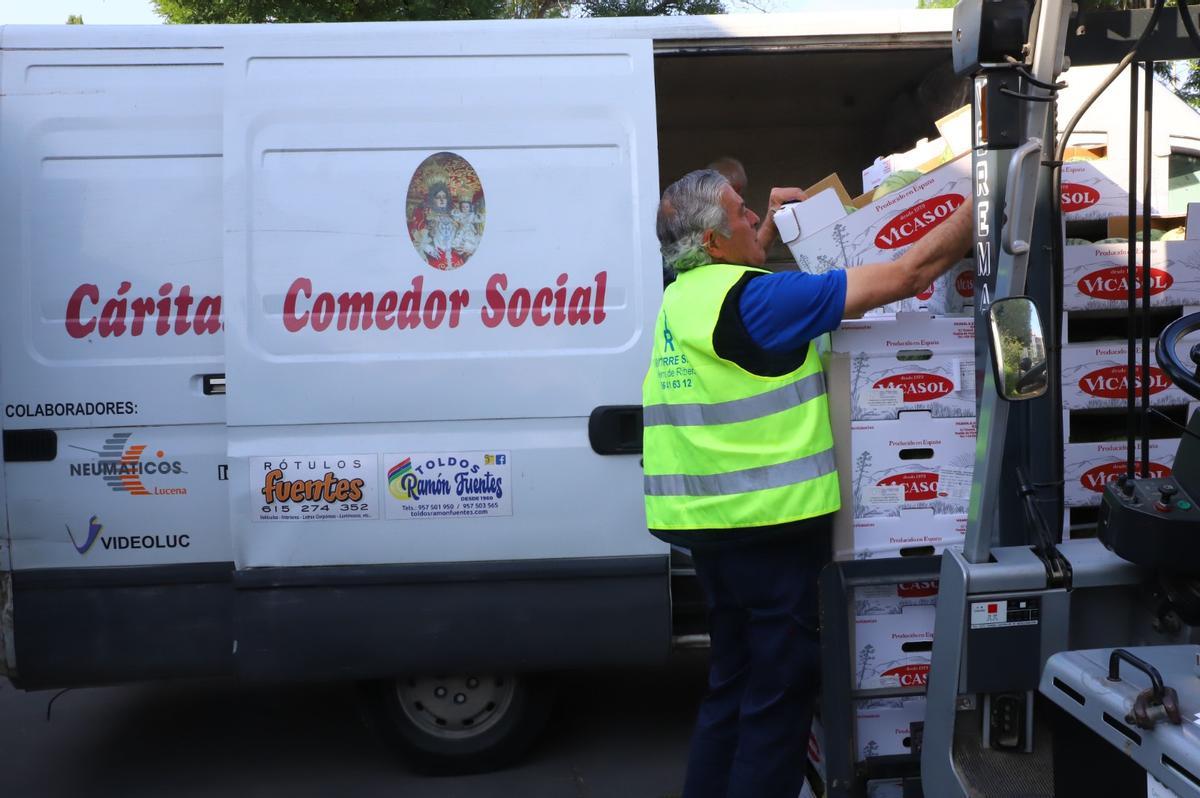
[657,169,764,273]
[707,156,748,197]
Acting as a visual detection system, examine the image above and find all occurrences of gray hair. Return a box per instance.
[656,169,731,274]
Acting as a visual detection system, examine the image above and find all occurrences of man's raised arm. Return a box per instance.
[842,198,974,319]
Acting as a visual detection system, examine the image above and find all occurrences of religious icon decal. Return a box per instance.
[406,152,485,271]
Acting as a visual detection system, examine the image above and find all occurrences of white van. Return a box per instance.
[0,11,967,770]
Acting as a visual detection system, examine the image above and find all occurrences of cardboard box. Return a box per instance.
[861,137,953,194]
[849,415,977,518]
[897,259,975,316]
[935,105,972,159]
[1061,160,1150,221]
[866,779,906,798]
[807,717,826,788]
[855,697,926,761]
[854,605,936,690]
[1064,439,1177,507]
[831,311,974,354]
[775,188,851,247]
[854,579,939,616]
[780,154,971,276]
[1062,240,1200,310]
[845,511,967,561]
[1062,340,1194,409]
[832,312,975,420]
[1106,214,1187,240]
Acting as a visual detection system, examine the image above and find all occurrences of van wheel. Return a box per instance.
[363,673,555,775]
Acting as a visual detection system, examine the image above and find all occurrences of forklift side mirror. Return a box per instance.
[987,296,1048,401]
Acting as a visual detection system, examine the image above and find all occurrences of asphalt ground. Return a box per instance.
[0,656,708,798]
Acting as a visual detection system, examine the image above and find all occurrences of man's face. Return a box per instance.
[705,185,764,267]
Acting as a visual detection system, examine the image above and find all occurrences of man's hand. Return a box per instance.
[758,187,808,253]
[765,187,808,217]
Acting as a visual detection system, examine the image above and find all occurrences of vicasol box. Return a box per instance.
[831,313,975,421]
[1060,160,1144,221]
[846,511,967,561]
[1062,340,1194,410]
[854,579,939,615]
[866,779,906,798]
[1063,240,1200,310]
[855,697,926,761]
[778,154,971,278]
[897,259,974,316]
[855,604,935,690]
[807,717,827,791]
[1064,439,1177,507]
[849,415,977,518]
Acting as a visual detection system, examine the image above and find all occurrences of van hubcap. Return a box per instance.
[396,675,516,740]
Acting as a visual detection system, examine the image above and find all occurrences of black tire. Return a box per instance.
[361,673,556,775]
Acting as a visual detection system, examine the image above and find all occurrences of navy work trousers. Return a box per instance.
[682,529,829,798]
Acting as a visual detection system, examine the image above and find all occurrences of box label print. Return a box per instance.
[1060,160,1147,221]
[849,354,974,420]
[253,454,378,522]
[850,417,977,518]
[1063,241,1200,310]
[1062,341,1192,409]
[1063,440,1176,507]
[855,605,936,690]
[384,451,512,520]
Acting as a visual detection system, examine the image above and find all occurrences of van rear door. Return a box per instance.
[223,30,662,570]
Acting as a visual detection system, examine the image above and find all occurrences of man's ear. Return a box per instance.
[702,228,719,256]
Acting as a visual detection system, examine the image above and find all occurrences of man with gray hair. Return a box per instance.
[705,156,803,261]
[643,168,971,798]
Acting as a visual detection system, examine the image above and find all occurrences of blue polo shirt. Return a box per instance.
[738,269,847,352]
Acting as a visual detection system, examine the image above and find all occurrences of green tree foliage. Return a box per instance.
[66,14,84,24]
[152,0,723,22]
[153,0,506,23]
[580,0,722,16]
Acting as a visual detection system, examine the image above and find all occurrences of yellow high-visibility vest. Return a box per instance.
[642,263,840,531]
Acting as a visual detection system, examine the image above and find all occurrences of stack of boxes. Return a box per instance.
[773,110,979,778]
[852,581,938,762]
[830,314,976,561]
[1058,150,1199,536]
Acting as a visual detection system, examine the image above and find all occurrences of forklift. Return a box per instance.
[820,1,1200,795]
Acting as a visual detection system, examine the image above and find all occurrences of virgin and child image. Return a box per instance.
[406,152,486,271]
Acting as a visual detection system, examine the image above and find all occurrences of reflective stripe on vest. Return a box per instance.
[643,370,827,428]
[641,263,841,531]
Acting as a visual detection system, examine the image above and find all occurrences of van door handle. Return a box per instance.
[588,405,642,455]
[202,374,225,395]
[3,429,57,462]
